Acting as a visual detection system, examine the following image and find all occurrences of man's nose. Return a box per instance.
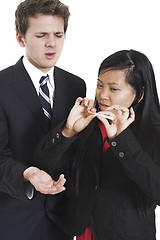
[45,36,56,48]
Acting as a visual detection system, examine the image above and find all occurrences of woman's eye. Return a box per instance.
[97,84,102,88]
[110,88,120,92]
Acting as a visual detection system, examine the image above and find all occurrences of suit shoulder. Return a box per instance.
[0,65,14,77]
[55,66,85,84]
[0,58,23,77]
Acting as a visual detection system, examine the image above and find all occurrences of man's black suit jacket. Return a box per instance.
[0,57,86,240]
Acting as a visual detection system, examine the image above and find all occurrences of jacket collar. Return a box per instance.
[10,57,49,133]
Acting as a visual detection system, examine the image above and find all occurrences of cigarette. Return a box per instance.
[88,111,113,120]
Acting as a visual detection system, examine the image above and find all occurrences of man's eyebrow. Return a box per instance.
[55,31,64,34]
[35,32,47,35]
[35,31,64,34]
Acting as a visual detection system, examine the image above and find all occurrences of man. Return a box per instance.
[0,0,86,239]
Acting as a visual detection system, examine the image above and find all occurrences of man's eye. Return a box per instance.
[56,34,64,38]
[36,34,45,38]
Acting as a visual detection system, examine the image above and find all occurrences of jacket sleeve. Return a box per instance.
[0,105,31,201]
[81,81,86,98]
[34,122,78,170]
[108,127,160,206]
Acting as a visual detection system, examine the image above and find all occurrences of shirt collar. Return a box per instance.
[22,55,54,92]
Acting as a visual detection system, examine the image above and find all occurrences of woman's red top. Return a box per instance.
[77,122,110,240]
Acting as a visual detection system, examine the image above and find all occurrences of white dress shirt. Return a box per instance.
[22,56,55,199]
[23,56,55,108]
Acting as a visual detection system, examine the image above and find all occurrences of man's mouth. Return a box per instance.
[45,52,56,58]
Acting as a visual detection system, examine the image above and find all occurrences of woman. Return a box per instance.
[35,50,160,240]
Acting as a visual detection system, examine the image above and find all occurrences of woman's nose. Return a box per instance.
[100,90,109,100]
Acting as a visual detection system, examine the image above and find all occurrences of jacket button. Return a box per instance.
[111,141,117,147]
[56,133,60,139]
[119,152,124,158]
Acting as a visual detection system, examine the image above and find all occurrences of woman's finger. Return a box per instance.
[127,107,135,124]
[75,97,84,105]
[87,99,95,110]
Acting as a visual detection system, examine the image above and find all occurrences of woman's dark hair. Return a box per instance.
[97,50,160,158]
[73,50,160,215]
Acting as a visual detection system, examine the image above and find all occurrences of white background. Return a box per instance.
[0,0,160,238]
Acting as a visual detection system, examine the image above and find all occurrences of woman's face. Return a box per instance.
[96,69,136,111]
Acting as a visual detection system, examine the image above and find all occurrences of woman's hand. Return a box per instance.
[97,105,135,139]
[62,97,96,137]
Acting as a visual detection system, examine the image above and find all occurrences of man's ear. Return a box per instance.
[16,32,25,47]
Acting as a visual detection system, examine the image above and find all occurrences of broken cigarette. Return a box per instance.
[88,111,114,120]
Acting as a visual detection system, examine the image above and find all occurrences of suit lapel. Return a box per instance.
[51,67,71,128]
[10,58,48,133]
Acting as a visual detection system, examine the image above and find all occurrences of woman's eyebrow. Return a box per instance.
[97,79,102,82]
[97,79,119,85]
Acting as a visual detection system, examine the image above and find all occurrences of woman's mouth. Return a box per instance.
[99,103,110,110]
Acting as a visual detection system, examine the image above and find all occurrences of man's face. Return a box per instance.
[17,14,65,73]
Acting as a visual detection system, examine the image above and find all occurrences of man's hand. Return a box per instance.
[23,167,66,195]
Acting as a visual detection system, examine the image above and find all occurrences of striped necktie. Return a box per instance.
[39,75,52,122]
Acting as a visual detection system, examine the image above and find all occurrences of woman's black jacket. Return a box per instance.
[34,121,160,240]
